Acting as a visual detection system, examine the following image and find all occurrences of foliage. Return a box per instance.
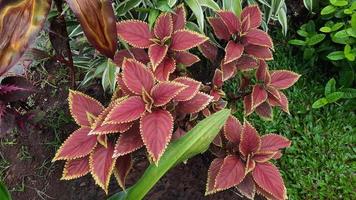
[0,181,11,200]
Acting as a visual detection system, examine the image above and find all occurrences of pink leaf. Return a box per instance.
[223,115,242,144]
[256,60,270,83]
[239,121,261,157]
[235,175,256,199]
[253,151,276,163]
[243,94,253,116]
[53,127,96,161]
[68,90,104,127]
[153,57,176,81]
[269,70,301,90]
[236,55,258,71]
[117,20,152,48]
[224,41,244,64]
[208,17,230,40]
[198,41,218,62]
[252,85,267,109]
[217,11,240,34]
[113,123,143,157]
[104,96,145,124]
[148,44,168,70]
[153,13,173,40]
[122,58,155,94]
[245,45,273,60]
[177,92,212,114]
[114,48,150,67]
[174,51,200,66]
[117,75,135,96]
[90,142,116,194]
[244,29,273,48]
[221,61,237,81]
[173,77,201,101]
[241,5,262,29]
[241,15,251,33]
[213,69,224,88]
[268,91,289,114]
[205,158,224,195]
[62,156,90,180]
[172,4,186,30]
[114,154,132,190]
[170,30,208,51]
[260,134,291,152]
[252,162,287,200]
[140,109,173,163]
[255,102,273,120]
[246,155,256,174]
[151,81,186,106]
[214,155,246,191]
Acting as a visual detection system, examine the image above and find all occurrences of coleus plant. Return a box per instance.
[206,115,291,200]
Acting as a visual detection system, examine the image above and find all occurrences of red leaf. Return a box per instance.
[255,102,273,120]
[244,29,273,48]
[117,20,152,48]
[205,158,224,195]
[243,94,253,116]
[178,92,212,114]
[53,127,96,161]
[173,77,201,101]
[236,55,258,71]
[174,51,200,66]
[235,175,256,199]
[90,142,116,194]
[241,5,262,29]
[269,70,301,90]
[62,156,90,180]
[221,62,237,81]
[153,13,173,40]
[256,60,270,83]
[151,81,186,106]
[224,41,244,64]
[252,85,267,109]
[260,134,291,152]
[104,96,145,124]
[273,151,283,160]
[208,17,230,40]
[198,41,218,62]
[148,44,168,70]
[117,75,135,96]
[113,123,143,157]
[122,58,155,94]
[114,154,132,190]
[252,162,287,200]
[253,151,276,163]
[245,45,273,60]
[217,11,240,34]
[267,86,281,100]
[213,69,223,88]
[172,127,187,140]
[140,109,173,163]
[114,48,149,67]
[223,115,242,144]
[241,15,251,33]
[170,30,207,51]
[172,4,186,30]
[239,121,261,157]
[68,90,104,127]
[214,155,245,191]
[153,57,176,81]
[246,155,256,174]
[268,91,289,114]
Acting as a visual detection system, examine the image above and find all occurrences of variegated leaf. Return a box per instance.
[239,121,261,157]
[61,156,90,180]
[173,77,201,102]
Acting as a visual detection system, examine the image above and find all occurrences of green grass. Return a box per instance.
[228,43,355,199]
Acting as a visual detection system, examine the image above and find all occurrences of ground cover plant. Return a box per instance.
[0,0,353,200]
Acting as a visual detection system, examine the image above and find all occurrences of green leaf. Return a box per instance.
[303,0,318,13]
[334,30,348,38]
[117,0,142,16]
[101,59,117,93]
[277,7,288,36]
[307,34,326,45]
[327,51,345,60]
[0,181,11,200]
[185,0,204,32]
[312,98,328,108]
[156,0,172,12]
[330,0,348,7]
[148,9,160,28]
[223,0,242,15]
[297,30,309,37]
[289,39,306,46]
[108,109,230,200]
[346,28,356,38]
[325,78,336,96]
[344,8,353,15]
[320,27,332,33]
[198,0,221,11]
[339,66,354,87]
[168,0,178,7]
[303,47,315,60]
[326,92,344,103]
[321,5,336,15]
[331,22,344,31]
[340,88,356,99]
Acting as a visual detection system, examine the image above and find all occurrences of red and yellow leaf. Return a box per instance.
[148,44,168,70]
[208,17,230,40]
[104,96,145,124]
[151,82,186,106]
[114,154,132,190]
[153,57,176,81]
[153,13,173,40]
[253,151,276,163]
[53,127,97,161]
[113,123,143,157]
[170,30,208,51]
[177,92,212,114]
[217,11,240,34]
[245,45,273,60]
[268,91,289,114]
[117,20,152,48]
[236,55,258,71]
[114,48,149,67]
[244,29,273,48]
[245,155,256,174]
[205,158,224,195]
[198,41,218,62]
[239,121,261,157]
[140,109,173,164]
[221,62,237,81]
[269,70,301,90]
[243,94,253,116]
[61,156,90,180]
[252,85,267,109]
[223,115,242,144]
[173,77,201,101]
[260,134,291,152]
[224,41,244,64]
[255,102,273,120]
[174,51,200,66]
[214,155,246,191]
[0,0,51,76]
[235,175,256,199]
[66,0,117,58]
[122,58,155,94]
[241,5,262,29]
[172,4,186,30]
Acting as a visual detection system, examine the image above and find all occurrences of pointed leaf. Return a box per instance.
[213,69,224,88]
[214,155,245,191]
[252,85,267,109]
[235,175,256,199]
[217,11,240,34]
[178,92,212,114]
[260,134,291,152]
[268,91,290,114]
[255,102,273,120]
[224,41,244,64]
[174,51,200,66]
[0,0,51,76]
[244,29,273,48]
[198,41,218,62]
[243,94,253,116]
[0,76,33,103]
[153,57,176,81]
[221,62,237,81]
[239,121,261,157]
[245,45,273,60]
[205,158,224,195]
[53,128,97,161]
[66,0,117,58]
[153,13,173,40]
[114,154,133,190]
[223,115,242,144]
[253,151,276,163]
[270,70,301,90]
[105,96,145,124]
[252,162,287,200]
[114,48,149,67]
[117,20,152,48]
[173,77,201,101]
[151,82,186,106]
[172,4,186,30]
[122,58,155,94]
[148,44,168,70]
[236,55,258,71]
[256,60,270,83]
[208,17,230,40]
[113,123,144,157]
[241,5,262,29]
[170,30,208,51]
[62,156,90,180]
[140,110,173,163]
